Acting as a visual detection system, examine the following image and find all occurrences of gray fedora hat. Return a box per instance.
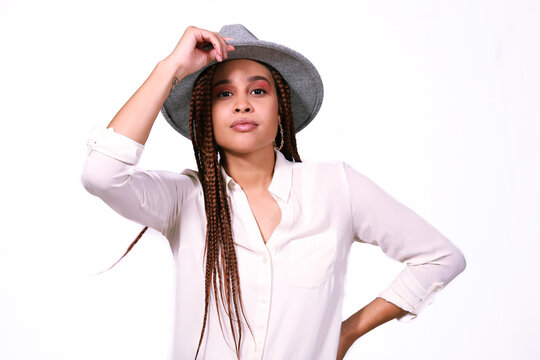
[160,24,324,139]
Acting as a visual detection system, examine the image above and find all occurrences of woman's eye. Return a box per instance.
[251,88,267,95]
[217,90,233,98]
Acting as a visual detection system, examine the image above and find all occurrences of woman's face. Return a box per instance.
[211,59,280,156]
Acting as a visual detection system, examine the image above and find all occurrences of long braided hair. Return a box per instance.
[109,60,301,359]
[189,61,300,359]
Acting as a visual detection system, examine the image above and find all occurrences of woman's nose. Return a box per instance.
[234,95,252,113]
[235,105,252,113]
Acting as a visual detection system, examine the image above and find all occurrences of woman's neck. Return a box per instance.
[221,146,276,192]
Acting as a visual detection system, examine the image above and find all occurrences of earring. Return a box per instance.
[274,122,284,151]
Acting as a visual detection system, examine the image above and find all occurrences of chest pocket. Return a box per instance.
[288,229,338,288]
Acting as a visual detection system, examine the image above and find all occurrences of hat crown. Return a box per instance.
[219,24,259,41]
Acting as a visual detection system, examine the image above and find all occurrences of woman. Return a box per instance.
[81,24,466,360]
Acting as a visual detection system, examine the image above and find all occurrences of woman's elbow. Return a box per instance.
[80,156,118,196]
[81,149,134,195]
[81,164,105,196]
[446,244,467,280]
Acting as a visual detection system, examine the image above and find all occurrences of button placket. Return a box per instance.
[252,248,272,355]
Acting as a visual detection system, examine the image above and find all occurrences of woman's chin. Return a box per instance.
[219,142,275,156]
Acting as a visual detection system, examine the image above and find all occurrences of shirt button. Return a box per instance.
[260,297,267,304]
[262,257,268,264]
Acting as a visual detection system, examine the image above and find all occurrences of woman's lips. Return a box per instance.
[230,119,258,132]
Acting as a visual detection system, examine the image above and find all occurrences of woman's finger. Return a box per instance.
[214,32,229,60]
[206,48,222,63]
[190,28,236,61]
[192,29,224,61]
[209,33,235,61]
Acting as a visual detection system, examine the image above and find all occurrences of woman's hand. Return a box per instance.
[107,26,234,144]
[163,26,235,81]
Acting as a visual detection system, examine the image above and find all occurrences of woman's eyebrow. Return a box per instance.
[212,76,271,88]
[212,79,231,88]
[247,75,271,86]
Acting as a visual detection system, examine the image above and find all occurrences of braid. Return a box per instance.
[97,226,148,274]
[268,66,301,163]
[190,64,253,359]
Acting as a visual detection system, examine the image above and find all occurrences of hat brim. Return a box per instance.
[161,39,324,139]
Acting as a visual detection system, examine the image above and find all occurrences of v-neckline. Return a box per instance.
[243,190,282,246]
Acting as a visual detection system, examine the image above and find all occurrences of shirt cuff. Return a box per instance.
[87,126,144,165]
[377,267,444,322]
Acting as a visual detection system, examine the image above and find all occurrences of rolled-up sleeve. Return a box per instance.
[81,126,197,237]
[342,162,466,321]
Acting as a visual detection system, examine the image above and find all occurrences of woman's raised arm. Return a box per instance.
[107,26,235,144]
[81,26,235,235]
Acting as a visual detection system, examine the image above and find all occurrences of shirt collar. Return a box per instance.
[220,149,293,202]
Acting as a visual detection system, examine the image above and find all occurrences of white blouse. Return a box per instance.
[81,127,466,360]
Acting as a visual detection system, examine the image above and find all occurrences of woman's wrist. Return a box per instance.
[345,298,408,341]
[158,57,188,85]
[342,311,364,342]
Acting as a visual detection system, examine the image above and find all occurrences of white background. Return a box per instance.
[1,0,539,359]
